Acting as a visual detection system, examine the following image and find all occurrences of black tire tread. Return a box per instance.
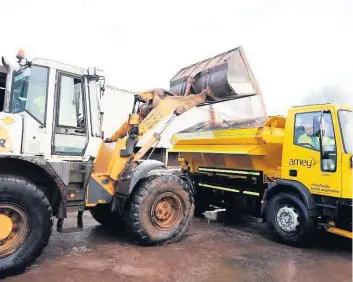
[0,174,53,277]
[89,205,125,228]
[266,192,313,247]
[128,173,194,246]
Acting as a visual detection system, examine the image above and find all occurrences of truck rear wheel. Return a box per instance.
[0,175,52,277]
[266,192,313,246]
[128,174,194,245]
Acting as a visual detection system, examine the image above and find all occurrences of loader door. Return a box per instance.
[0,66,6,111]
[52,71,88,156]
[283,109,342,198]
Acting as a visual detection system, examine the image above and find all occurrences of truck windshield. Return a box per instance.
[338,110,353,154]
[10,65,49,124]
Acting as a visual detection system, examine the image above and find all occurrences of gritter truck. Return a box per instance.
[169,64,352,245]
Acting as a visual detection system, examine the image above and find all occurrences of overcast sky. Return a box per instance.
[1,0,352,115]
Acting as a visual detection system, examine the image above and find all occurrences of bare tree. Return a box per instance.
[302,85,350,105]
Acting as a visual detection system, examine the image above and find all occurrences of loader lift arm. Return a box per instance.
[87,79,215,209]
[105,83,213,161]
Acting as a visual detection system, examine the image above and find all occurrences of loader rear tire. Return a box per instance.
[0,175,52,277]
[128,173,194,246]
[90,204,125,229]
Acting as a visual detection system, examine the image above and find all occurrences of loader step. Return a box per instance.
[57,226,83,233]
[56,211,83,233]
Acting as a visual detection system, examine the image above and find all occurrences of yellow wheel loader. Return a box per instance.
[0,47,259,276]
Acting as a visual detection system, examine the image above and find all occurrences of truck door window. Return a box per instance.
[295,112,321,151]
[294,111,337,171]
[57,74,85,129]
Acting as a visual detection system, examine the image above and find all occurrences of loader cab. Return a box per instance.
[283,104,353,200]
[3,52,105,158]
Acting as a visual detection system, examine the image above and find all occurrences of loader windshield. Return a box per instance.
[338,110,352,154]
[10,65,49,124]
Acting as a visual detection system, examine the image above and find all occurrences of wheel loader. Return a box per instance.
[0,46,260,276]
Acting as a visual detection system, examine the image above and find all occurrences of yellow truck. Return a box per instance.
[169,92,352,244]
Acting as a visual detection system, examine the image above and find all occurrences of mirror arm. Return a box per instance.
[319,111,325,158]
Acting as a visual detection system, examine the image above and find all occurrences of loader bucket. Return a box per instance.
[169,46,261,105]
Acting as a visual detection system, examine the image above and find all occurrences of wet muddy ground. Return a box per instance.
[4,211,352,282]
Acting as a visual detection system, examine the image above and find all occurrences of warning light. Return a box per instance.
[16,49,25,60]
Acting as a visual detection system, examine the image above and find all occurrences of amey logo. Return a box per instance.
[289,158,315,168]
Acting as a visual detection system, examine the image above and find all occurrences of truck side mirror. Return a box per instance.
[314,111,337,172]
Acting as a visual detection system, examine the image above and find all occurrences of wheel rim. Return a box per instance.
[150,192,183,231]
[275,205,300,234]
[0,203,30,258]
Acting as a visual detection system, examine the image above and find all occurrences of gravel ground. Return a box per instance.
[3,211,352,282]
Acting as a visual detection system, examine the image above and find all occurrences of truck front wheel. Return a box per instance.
[128,174,194,245]
[266,192,314,246]
[0,175,52,277]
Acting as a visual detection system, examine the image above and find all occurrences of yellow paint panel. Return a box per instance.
[170,115,284,179]
[327,227,352,239]
[168,145,267,155]
[90,174,115,195]
[92,138,131,181]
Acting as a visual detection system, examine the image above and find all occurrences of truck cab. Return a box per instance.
[281,104,352,236]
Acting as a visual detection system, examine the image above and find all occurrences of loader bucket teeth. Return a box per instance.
[169,46,260,105]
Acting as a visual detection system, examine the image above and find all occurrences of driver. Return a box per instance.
[298,124,320,149]
[298,119,335,150]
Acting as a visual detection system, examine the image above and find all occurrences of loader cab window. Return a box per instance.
[10,65,49,124]
[294,111,337,171]
[57,74,85,129]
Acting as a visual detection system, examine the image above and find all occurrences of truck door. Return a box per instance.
[284,109,342,198]
[52,71,88,156]
[337,110,352,199]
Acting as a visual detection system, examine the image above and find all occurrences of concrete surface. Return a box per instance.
[4,212,352,282]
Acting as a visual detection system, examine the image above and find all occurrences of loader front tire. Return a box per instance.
[128,173,194,246]
[0,175,52,277]
[90,204,125,229]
